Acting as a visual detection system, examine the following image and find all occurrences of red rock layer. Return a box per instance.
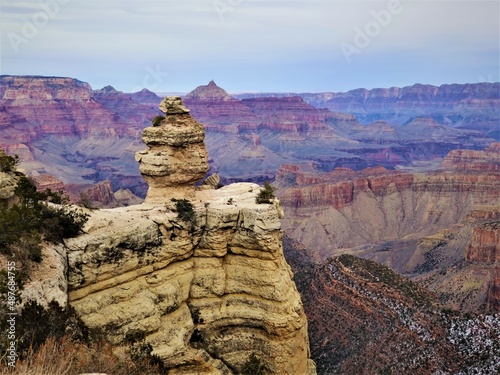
[465,222,500,265]
[0,76,153,159]
[65,180,119,207]
[277,165,415,209]
[184,81,356,136]
[30,173,119,208]
[322,83,500,116]
[441,143,500,171]
[31,174,65,193]
[278,145,500,210]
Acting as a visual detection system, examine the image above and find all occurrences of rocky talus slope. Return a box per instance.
[283,237,500,375]
[26,98,315,374]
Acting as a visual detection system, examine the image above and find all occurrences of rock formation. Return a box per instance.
[466,222,500,265]
[64,189,314,374]
[284,238,500,375]
[465,221,500,311]
[135,96,210,203]
[62,97,315,374]
[441,142,500,171]
[184,80,235,102]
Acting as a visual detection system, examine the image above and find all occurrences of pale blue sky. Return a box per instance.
[1,0,499,93]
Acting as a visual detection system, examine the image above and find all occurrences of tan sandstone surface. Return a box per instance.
[65,183,314,374]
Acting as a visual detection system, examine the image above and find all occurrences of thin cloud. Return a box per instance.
[0,0,498,92]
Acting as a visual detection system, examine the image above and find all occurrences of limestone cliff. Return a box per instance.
[65,184,313,374]
[61,97,315,374]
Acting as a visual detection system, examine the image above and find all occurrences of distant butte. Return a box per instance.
[184,80,236,102]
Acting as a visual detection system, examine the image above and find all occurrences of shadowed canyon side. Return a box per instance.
[64,97,316,374]
[277,143,500,313]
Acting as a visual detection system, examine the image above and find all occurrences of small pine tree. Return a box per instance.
[171,198,195,223]
[256,181,275,204]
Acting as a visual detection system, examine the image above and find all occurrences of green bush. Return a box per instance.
[151,115,165,127]
[0,153,18,173]
[129,341,166,372]
[41,205,89,243]
[0,300,89,359]
[241,353,266,375]
[0,176,89,285]
[171,198,195,223]
[256,181,276,204]
[7,176,89,244]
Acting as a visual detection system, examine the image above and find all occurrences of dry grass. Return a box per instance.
[0,336,163,375]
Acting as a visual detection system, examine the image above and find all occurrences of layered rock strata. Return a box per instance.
[441,142,500,171]
[64,97,314,374]
[135,97,209,203]
[276,145,500,312]
[66,184,314,374]
[466,222,500,265]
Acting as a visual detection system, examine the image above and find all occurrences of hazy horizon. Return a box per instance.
[1,0,499,93]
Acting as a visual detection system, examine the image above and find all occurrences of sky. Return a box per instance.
[0,0,499,94]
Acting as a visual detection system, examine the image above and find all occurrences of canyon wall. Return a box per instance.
[1,77,495,194]
[277,144,500,312]
[236,82,500,132]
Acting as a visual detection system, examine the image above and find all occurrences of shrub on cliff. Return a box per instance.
[171,198,195,223]
[256,181,276,204]
[151,115,165,127]
[0,176,88,247]
[0,301,167,374]
[0,176,89,286]
[0,153,18,173]
[241,353,266,375]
